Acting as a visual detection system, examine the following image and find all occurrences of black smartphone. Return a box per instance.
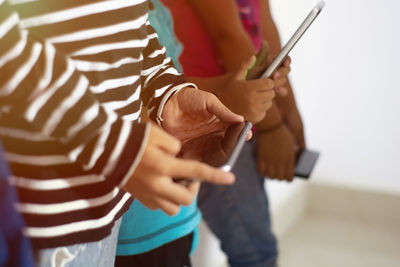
[294,149,320,179]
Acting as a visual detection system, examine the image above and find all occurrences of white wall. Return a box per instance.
[270,0,400,194]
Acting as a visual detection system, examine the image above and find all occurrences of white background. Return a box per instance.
[270,0,400,194]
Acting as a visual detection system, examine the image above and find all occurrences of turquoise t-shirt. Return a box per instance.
[116,0,200,256]
[148,0,183,72]
[117,199,201,255]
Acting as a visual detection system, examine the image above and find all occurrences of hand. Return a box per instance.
[124,123,235,215]
[246,41,291,95]
[257,124,296,182]
[214,57,278,123]
[161,87,244,142]
[271,57,291,95]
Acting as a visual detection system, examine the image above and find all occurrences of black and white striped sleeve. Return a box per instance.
[139,20,197,125]
[0,0,148,188]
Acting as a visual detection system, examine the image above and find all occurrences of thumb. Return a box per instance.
[236,56,257,80]
[149,123,182,155]
[207,94,244,124]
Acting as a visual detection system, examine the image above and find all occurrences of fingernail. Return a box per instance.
[274,72,280,79]
[222,172,235,183]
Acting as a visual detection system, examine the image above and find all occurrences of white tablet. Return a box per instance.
[261,1,325,78]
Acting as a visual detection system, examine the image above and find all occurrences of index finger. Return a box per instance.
[168,157,235,185]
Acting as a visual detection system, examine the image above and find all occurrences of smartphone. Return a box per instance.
[173,121,252,185]
[294,149,320,179]
[261,1,325,78]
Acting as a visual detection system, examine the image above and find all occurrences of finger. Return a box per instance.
[283,56,291,67]
[255,78,275,92]
[273,78,288,88]
[267,165,276,180]
[258,101,273,112]
[206,94,244,123]
[149,124,181,155]
[168,157,235,185]
[256,89,276,102]
[157,178,197,206]
[284,160,295,182]
[272,66,290,82]
[153,197,181,216]
[274,87,288,97]
[246,131,252,141]
[275,165,285,181]
[278,66,291,77]
[272,67,290,80]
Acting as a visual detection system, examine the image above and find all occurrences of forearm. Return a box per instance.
[188,0,256,72]
[255,102,282,131]
[213,32,255,72]
[187,75,229,95]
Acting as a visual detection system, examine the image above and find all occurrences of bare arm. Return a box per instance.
[188,0,255,71]
[188,0,284,127]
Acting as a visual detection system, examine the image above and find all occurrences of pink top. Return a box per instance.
[161,0,224,77]
[162,0,262,77]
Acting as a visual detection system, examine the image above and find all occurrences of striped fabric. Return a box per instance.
[0,0,193,249]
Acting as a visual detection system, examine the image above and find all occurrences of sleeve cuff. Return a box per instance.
[155,82,197,127]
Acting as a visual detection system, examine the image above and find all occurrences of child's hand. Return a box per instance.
[257,124,296,182]
[246,41,292,96]
[124,123,236,215]
[214,57,278,123]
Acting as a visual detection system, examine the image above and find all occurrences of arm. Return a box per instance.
[188,0,255,71]
[0,1,144,188]
[188,0,285,127]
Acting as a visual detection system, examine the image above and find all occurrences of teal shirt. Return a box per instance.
[148,0,183,72]
[117,0,200,256]
[117,199,201,255]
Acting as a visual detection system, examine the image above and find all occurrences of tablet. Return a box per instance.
[261,1,325,78]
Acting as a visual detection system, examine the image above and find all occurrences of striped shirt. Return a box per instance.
[0,0,193,249]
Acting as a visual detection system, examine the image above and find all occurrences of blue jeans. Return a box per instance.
[198,138,278,267]
[35,218,121,267]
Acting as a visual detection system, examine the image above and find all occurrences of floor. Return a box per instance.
[191,182,400,267]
